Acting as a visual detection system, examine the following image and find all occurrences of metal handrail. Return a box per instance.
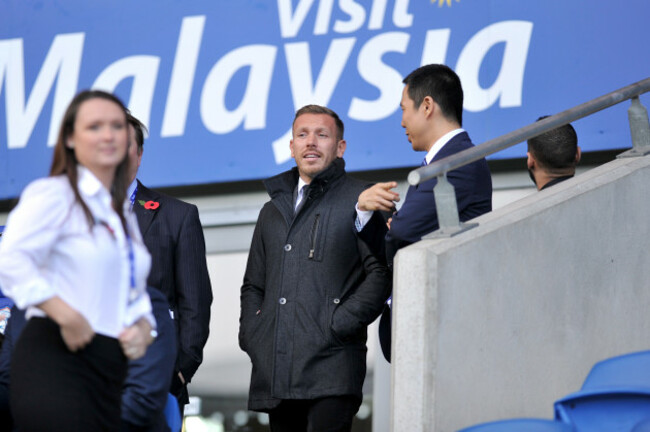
[408,77,650,186]
[408,77,650,238]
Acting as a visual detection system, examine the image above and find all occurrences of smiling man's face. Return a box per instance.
[290,113,346,183]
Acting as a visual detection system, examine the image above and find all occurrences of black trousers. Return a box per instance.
[11,317,127,432]
[268,395,362,432]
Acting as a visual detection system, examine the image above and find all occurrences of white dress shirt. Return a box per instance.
[0,166,154,338]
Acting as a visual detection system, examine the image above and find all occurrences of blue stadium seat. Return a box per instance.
[580,350,650,391]
[554,392,650,431]
[457,418,573,432]
[554,350,650,430]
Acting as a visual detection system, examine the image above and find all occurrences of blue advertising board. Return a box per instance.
[1,0,648,199]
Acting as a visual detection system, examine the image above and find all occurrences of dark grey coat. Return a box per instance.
[239,158,391,411]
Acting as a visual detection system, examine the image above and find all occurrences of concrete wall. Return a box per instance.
[392,155,650,431]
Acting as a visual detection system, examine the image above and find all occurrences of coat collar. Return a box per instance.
[541,175,574,190]
[425,128,465,164]
[264,157,346,200]
[431,131,470,162]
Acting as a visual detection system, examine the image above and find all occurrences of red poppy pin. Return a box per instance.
[138,200,160,210]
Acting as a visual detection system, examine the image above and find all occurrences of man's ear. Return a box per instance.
[575,146,582,164]
[336,139,347,158]
[527,152,535,170]
[422,96,434,118]
[290,139,295,158]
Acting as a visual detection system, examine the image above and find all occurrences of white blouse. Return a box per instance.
[0,166,154,338]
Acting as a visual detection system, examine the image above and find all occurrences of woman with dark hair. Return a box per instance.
[0,90,155,431]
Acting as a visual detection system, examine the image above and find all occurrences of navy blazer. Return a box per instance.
[359,131,492,362]
[134,181,213,404]
[385,131,492,263]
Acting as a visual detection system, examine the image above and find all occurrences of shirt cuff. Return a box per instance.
[124,292,157,330]
[8,278,56,310]
[355,203,373,232]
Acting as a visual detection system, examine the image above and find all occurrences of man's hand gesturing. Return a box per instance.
[358,182,400,212]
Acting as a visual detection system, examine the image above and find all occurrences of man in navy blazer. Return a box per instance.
[356,64,493,361]
[121,287,177,432]
[127,114,213,414]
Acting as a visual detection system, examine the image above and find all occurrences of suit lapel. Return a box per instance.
[134,180,160,237]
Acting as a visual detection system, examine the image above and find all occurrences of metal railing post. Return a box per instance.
[422,173,477,239]
[434,174,460,230]
[618,96,650,158]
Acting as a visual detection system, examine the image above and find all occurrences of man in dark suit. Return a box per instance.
[127,115,213,413]
[356,64,493,361]
[527,116,581,190]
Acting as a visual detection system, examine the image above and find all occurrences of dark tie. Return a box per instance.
[421,158,428,167]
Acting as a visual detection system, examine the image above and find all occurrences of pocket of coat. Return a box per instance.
[326,296,345,349]
[242,314,265,352]
[307,209,330,262]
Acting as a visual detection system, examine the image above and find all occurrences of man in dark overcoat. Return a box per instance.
[239,105,391,432]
